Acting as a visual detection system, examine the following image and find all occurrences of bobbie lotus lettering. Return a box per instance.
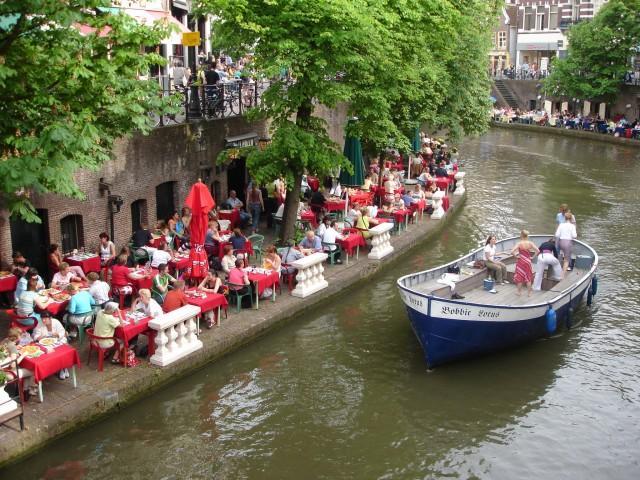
[441,306,471,316]
[440,305,501,319]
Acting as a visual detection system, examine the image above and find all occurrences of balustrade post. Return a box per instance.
[454,172,466,196]
[431,190,445,220]
[291,252,329,298]
[368,223,394,260]
[149,305,203,367]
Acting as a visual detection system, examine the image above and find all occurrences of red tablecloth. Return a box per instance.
[185,290,228,314]
[129,268,158,291]
[0,274,17,293]
[299,211,318,228]
[247,271,279,295]
[337,234,366,255]
[435,177,450,191]
[393,209,411,225]
[349,192,373,206]
[442,195,450,211]
[307,176,320,192]
[20,344,81,383]
[114,312,153,349]
[325,199,346,212]
[64,255,101,273]
[218,209,241,228]
[409,199,426,214]
[45,300,69,317]
[169,256,190,273]
[217,240,254,259]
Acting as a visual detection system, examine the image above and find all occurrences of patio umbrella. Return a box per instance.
[339,127,364,188]
[412,125,421,153]
[184,179,215,281]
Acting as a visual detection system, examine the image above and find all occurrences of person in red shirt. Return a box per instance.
[110,254,134,295]
[162,280,187,313]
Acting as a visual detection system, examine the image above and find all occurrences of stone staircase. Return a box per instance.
[493,80,520,110]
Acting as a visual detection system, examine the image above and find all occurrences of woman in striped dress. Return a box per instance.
[511,230,540,297]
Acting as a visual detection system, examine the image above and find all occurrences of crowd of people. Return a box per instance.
[493,107,640,139]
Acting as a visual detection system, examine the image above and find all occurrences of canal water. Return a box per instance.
[6,129,640,479]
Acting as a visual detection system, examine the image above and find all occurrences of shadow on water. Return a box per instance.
[5,129,640,479]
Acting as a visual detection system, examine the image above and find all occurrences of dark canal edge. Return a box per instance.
[491,121,640,148]
[0,194,466,468]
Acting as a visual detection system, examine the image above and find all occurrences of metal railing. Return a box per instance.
[146,79,270,128]
[491,69,550,80]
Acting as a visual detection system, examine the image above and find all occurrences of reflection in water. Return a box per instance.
[5,129,640,479]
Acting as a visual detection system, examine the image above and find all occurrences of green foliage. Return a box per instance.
[544,0,640,101]
[0,0,175,221]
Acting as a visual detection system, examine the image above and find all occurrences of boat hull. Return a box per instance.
[397,235,598,368]
[404,284,589,367]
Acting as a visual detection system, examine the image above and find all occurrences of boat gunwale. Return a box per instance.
[397,235,598,311]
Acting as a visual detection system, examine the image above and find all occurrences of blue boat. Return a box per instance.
[397,235,598,368]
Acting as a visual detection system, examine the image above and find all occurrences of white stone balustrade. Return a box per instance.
[431,190,445,220]
[149,304,203,367]
[291,252,329,298]
[368,223,394,260]
[454,171,465,196]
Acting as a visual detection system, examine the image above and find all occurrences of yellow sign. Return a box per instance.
[182,32,201,47]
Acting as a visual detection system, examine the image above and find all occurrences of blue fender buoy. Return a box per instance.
[591,275,598,296]
[566,307,573,329]
[546,307,557,334]
[587,287,593,306]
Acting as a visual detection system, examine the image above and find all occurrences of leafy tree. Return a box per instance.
[544,0,640,101]
[0,0,173,221]
[197,0,496,242]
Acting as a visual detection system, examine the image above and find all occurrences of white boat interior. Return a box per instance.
[399,235,597,307]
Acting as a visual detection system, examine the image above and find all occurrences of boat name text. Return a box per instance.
[441,306,501,319]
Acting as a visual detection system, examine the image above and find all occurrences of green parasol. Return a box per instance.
[339,126,364,187]
[412,125,421,153]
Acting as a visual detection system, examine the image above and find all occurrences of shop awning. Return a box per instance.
[123,8,191,45]
[225,133,259,147]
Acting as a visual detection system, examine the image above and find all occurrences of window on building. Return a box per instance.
[60,215,84,253]
[549,6,558,29]
[498,31,507,48]
[536,6,546,30]
[491,33,496,48]
[155,181,176,222]
[524,7,535,30]
[131,199,148,233]
[572,1,580,21]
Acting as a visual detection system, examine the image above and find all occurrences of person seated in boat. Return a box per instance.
[533,238,563,291]
[484,235,507,285]
[511,230,540,297]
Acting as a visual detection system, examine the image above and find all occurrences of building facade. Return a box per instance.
[489,5,518,76]
[502,0,608,73]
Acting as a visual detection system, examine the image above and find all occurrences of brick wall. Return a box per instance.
[0,115,268,268]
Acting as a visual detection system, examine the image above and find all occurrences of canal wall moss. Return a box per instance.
[0,194,465,467]
[491,122,640,148]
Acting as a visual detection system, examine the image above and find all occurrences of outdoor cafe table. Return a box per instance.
[64,254,101,274]
[435,177,451,192]
[409,199,426,219]
[245,269,279,309]
[114,311,155,358]
[217,239,254,259]
[129,268,158,292]
[185,290,229,327]
[299,210,318,228]
[336,232,366,265]
[169,254,190,276]
[218,209,241,229]
[306,176,320,192]
[442,195,450,211]
[393,209,411,229]
[0,273,17,293]
[325,199,346,214]
[20,343,80,402]
[349,191,372,206]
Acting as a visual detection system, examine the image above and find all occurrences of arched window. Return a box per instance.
[131,199,148,234]
[60,215,84,253]
[155,181,176,221]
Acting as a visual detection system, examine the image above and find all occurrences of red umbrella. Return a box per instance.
[184,180,215,281]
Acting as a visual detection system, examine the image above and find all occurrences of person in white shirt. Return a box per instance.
[151,246,173,269]
[322,221,344,263]
[87,272,110,308]
[131,289,163,318]
[32,311,70,379]
[555,212,578,274]
[484,235,507,284]
[316,216,330,240]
